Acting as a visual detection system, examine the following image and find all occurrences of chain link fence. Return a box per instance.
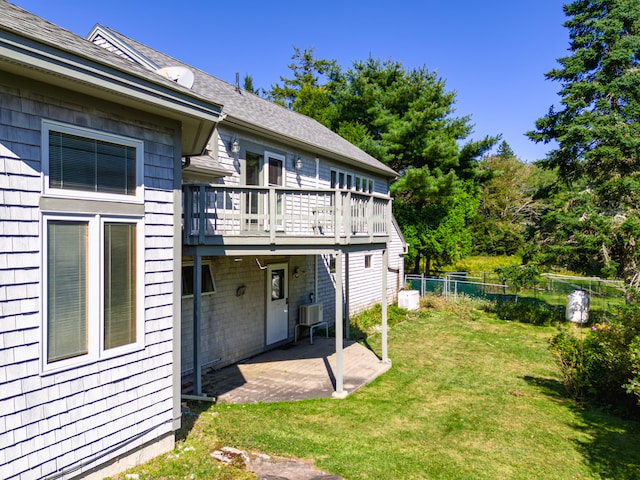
[405,272,625,310]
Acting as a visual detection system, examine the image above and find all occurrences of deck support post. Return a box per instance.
[382,247,389,363]
[345,252,350,340]
[193,253,203,396]
[333,250,347,398]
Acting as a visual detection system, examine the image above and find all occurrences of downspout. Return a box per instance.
[193,253,203,396]
[345,252,350,340]
[172,130,183,432]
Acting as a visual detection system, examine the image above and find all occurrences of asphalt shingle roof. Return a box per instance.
[1,0,395,178]
[99,26,397,178]
[0,1,210,96]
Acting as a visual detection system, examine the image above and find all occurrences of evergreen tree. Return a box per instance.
[269,50,496,274]
[392,168,479,274]
[528,0,640,293]
[268,46,339,126]
[496,140,516,160]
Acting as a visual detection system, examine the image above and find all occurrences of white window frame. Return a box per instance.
[331,168,374,193]
[264,151,286,187]
[264,151,286,230]
[326,254,337,274]
[41,213,145,374]
[181,259,216,298]
[42,119,145,203]
[365,254,373,269]
[331,168,350,190]
[355,175,374,194]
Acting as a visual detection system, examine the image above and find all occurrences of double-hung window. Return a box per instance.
[42,121,145,372]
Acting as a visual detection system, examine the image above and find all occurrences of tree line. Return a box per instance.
[245,0,640,297]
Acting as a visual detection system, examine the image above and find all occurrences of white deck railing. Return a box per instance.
[182,184,391,245]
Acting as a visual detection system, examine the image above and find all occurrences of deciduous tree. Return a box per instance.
[470,142,551,255]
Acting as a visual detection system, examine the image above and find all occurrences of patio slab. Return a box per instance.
[195,337,391,404]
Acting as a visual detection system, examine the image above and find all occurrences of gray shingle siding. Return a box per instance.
[181,255,319,374]
[0,78,180,479]
[90,15,406,399]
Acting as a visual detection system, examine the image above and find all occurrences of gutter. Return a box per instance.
[0,30,224,156]
[0,31,223,119]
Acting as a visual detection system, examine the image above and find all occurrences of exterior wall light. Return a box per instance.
[294,157,303,170]
[230,138,240,154]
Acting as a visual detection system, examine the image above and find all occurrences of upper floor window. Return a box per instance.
[331,168,373,193]
[355,175,374,194]
[43,120,144,202]
[268,155,283,187]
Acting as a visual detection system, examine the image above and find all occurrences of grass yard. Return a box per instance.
[111,299,640,479]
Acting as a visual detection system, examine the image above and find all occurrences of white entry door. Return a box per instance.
[266,263,288,345]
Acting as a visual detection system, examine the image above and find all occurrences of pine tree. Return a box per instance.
[269,50,497,273]
[528,0,640,294]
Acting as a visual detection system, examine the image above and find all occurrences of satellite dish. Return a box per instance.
[156,66,195,89]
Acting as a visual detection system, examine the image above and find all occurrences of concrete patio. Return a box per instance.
[185,337,391,404]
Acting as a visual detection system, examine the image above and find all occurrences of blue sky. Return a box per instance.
[10,0,569,163]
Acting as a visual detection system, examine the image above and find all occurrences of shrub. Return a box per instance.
[626,336,640,403]
[549,304,640,416]
[548,328,587,401]
[420,293,491,320]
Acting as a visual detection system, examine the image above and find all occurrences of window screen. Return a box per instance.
[268,156,283,187]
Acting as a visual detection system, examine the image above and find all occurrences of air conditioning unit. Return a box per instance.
[299,303,323,326]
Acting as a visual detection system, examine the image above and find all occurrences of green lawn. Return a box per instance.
[112,300,640,479]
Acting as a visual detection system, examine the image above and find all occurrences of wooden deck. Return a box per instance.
[182,184,391,246]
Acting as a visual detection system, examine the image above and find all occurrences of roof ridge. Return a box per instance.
[92,25,397,177]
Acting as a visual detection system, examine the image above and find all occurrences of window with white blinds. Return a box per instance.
[43,215,143,370]
[43,120,143,201]
[104,223,137,349]
[47,221,89,362]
